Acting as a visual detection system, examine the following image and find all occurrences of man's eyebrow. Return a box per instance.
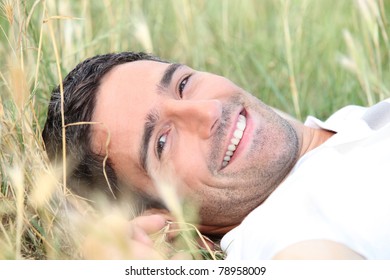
[139,109,159,173]
[158,63,183,91]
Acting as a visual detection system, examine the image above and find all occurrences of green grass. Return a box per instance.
[0,0,389,259]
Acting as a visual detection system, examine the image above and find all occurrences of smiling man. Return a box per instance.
[43,52,390,259]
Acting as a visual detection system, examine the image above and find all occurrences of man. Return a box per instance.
[43,52,390,259]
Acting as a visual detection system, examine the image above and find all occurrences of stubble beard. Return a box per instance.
[199,94,300,226]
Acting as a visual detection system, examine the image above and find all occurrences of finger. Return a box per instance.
[132,214,167,235]
[141,208,175,224]
[131,226,154,246]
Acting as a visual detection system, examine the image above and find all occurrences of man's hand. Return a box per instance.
[81,212,198,260]
[82,213,172,259]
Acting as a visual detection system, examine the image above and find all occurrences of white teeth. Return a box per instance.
[228,144,236,151]
[233,129,243,139]
[231,137,240,145]
[236,121,246,131]
[226,150,233,156]
[222,113,247,168]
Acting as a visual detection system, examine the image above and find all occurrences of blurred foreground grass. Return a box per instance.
[0,0,389,259]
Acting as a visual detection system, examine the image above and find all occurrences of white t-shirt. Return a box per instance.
[220,99,390,259]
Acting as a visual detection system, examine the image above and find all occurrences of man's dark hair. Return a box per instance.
[42,51,166,202]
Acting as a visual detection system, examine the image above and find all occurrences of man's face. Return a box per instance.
[92,60,300,228]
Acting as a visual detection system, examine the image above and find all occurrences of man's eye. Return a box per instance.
[156,134,167,159]
[178,76,190,98]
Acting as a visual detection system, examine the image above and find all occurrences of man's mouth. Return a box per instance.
[222,112,247,167]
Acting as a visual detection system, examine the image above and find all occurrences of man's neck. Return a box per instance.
[299,126,335,158]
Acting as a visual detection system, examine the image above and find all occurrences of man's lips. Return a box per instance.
[221,110,247,168]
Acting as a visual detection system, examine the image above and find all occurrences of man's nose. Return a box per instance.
[163,99,222,139]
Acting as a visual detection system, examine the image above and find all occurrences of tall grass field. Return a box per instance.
[0,0,389,259]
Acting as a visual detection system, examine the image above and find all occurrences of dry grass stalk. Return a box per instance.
[0,0,14,25]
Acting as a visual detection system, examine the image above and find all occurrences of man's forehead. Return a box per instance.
[105,59,172,77]
[97,60,171,104]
